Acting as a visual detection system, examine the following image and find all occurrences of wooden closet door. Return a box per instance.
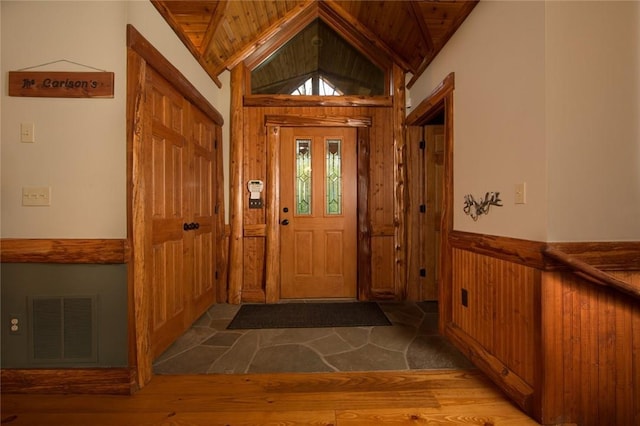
[146,67,190,357]
[189,105,217,317]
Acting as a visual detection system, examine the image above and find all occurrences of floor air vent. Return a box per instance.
[30,296,98,364]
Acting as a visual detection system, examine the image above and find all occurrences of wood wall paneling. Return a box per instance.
[447,231,639,425]
[242,106,267,302]
[540,270,640,425]
[368,106,397,298]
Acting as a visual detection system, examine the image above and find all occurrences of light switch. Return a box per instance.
[20,123,35,143]
[515,182,526,204]
[22,186,51,206]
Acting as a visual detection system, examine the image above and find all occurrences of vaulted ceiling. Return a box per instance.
[151,0,478,89]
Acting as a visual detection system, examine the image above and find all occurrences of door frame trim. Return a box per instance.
[264,115,372,303]
[406,72,455,334]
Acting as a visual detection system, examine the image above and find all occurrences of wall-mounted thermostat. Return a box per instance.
[247,180,264,209]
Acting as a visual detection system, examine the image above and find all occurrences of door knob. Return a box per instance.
[281,219,290,226]
[183,222,199,231]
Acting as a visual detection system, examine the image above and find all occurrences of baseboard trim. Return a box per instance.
[0,368,136,395]
[445,322,534,415]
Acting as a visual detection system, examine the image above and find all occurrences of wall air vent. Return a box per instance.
[30,296,98,364]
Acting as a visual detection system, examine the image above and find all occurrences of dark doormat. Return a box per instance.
[227,302,392,329]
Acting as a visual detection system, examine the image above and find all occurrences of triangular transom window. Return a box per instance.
[251,19,385,96]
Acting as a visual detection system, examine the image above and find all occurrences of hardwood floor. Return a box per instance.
[1,370,540,425]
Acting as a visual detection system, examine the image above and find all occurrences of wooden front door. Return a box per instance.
[279,127,357,299]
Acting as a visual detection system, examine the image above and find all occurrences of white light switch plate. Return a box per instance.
[515,182,526,204]
[22,186,51,206]
[20,123,35,143]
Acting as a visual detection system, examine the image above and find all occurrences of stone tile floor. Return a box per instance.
[153,301,475,375]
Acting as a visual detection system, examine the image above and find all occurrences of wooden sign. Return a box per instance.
[8,71,114,98]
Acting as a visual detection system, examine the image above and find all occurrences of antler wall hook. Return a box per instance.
[463,192,503,221]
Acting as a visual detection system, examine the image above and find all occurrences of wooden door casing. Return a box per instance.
[279,127,357,299]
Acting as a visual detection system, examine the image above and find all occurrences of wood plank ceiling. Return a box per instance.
[151,0,479,89]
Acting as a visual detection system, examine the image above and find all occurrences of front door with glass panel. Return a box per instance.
[280,127,357,299]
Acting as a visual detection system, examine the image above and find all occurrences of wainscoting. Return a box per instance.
[0,239,133,395]
[446,231,640,425]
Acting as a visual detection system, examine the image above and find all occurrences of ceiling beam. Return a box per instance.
[151,1,223,88]
[200,0,229,56]
[407,0,479,89]
[214,0,317,77]
[320,0,412,73]
[409,1,434,54]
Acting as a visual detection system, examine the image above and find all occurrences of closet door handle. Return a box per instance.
[184,223,190,231]
[183,222,199,231]
[281,219,290,226]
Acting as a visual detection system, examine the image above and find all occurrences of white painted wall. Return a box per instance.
[545,0,640,242]
[409,0,548,241]
[1,1,230,239]
[1,1,128,238]
[409,0,640,242]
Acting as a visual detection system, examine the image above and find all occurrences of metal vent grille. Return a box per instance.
[31,296,97,364]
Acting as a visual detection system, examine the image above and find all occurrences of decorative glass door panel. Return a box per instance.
[326,139,342,215]
[296,139,312,215]
[280,128,356,299]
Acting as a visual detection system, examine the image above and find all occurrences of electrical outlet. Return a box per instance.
[461,288,468,307]
[8,315,22,334]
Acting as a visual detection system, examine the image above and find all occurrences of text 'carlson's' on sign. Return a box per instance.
[8,71,114,98]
